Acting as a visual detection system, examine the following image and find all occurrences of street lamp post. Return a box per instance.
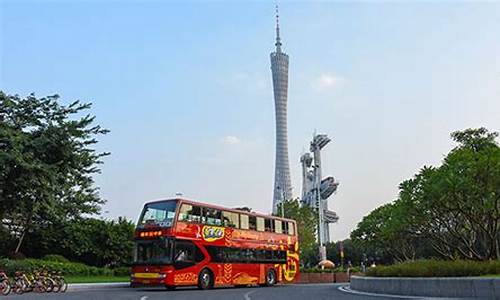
[281,188,285,218]
[276,185,285,218]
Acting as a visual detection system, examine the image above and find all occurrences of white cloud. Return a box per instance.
[313,73,345,90]
[221,135,241,145]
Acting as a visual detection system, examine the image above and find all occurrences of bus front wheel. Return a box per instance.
[264,269,276,286]
[197,269,214,290]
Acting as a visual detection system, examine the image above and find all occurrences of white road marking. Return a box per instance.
[140,296,148,300]
[243,290,257,300]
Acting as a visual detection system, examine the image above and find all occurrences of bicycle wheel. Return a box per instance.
[44,278,54,292]
[34,281,46,293]
[52,278,61,293]
[0,280,11,296]
[60,278,68,292]
[13,279,24,294]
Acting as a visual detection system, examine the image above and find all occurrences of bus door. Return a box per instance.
[172,239,205,286]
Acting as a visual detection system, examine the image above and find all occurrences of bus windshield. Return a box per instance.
[134,238,172,265]
[138,200,178,227]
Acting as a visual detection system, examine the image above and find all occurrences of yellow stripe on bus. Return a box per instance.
[133,273,160,279]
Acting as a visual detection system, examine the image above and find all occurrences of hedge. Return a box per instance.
[366,259,500,277]
[301,266,361,273]
[0,258,130,277]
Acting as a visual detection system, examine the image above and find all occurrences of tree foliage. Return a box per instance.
[326,239,364,266]
[351,128,500,261]
[277,199,318,267]
[0,92,110,256]
[24,217,135,267]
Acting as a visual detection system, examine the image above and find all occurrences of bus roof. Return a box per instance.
[144,198,297,224]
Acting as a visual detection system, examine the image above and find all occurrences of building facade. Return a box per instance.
[271,10,292,213]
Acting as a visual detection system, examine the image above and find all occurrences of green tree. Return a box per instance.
[0,92,109,254]
[352,127,500,262]
[326,239,364,266]
[416,128,500,260]
[23,217,135,267]
[277,199,318,267]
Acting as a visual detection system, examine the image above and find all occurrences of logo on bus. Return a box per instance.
[202,226,225,242]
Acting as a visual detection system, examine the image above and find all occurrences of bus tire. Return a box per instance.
[264,268,276,286]
[165,285,176,291]
[197,269,214,290]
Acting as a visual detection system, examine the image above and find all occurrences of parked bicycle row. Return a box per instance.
[0,269,67,296]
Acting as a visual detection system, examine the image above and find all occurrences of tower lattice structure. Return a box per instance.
[271,7,292,214]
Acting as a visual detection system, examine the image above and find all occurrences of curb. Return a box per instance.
[68,282,129,291]
[350,275,500,298]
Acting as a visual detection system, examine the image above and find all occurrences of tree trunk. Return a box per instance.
[14,229,26,254]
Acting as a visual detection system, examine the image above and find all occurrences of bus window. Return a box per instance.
[249,216,257,230]
[265,249,273,260]
[139,200,177,227]
[240,214,249,230]
[222,211,239,228]
[283,221,289,235]
[288,222,295,235]
[178,204,203,223]
[256,217,265,232]
[173,239,204,269]
[178,204,191,221]
[205,207,222,226]
[274,220,282,234]
[174,241,194,262]
[265,218,273,232]
[274,250,286,263]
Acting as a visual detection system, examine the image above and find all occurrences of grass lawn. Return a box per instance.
[480,274,500,278]
[66,275,129,284]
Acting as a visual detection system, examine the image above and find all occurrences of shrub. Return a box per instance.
[42,254,70,263]
[0,258,115,277]
[112,266,130,276]
[366,259,500,277]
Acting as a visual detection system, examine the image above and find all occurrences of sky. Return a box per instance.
[1,0,500,241]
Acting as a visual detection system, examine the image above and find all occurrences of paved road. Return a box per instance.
[1,283,414,300]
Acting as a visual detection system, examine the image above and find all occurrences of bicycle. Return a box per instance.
[15,271,46,293]
[51,271,67,293]
[12,272,26,295]
[39,269,55,293]
[0,270,11,296]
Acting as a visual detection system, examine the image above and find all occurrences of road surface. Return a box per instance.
[2,283,419,300]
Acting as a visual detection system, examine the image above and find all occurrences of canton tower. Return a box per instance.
[271,7,292,214]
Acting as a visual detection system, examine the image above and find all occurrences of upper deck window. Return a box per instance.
[288,221,295,235]
[222,211,239,228]
[274,220,283,234]
[205,208,222,226]
[248,216,257,230]
[138,200,177,227]
[178,204,203,223]
[256,217,265,232]
[265,218,273,232]
[240,214,249,230]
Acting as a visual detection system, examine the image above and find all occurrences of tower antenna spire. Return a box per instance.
[275,4,282,52]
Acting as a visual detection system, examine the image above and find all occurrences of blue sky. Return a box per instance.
[1,1,499,240]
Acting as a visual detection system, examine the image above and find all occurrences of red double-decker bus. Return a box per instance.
[130,198,299,290]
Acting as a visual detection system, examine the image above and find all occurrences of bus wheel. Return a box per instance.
[165,285,176,291]
[197,269,214,290]
[265,269,276,286]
